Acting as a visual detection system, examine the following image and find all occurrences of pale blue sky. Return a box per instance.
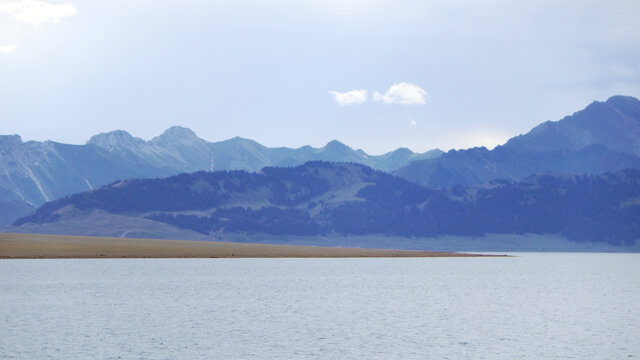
[1,0,639,154]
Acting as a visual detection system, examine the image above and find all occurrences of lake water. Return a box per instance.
[1,254,639,359]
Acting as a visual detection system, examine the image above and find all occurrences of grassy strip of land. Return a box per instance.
[0,232,496,259]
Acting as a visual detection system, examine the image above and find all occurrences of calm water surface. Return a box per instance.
[1,253,639,359]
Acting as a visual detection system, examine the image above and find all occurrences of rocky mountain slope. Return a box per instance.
[395,95,640,188]
[0,129,441,225]
[505,95,640,154]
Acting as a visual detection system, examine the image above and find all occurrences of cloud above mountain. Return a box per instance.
[373,83,429,105]
[328,89,368,106]
[330,83,429,106]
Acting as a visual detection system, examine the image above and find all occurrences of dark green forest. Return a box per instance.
[16,162,640,246]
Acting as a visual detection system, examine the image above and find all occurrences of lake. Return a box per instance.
[1,253,639,359]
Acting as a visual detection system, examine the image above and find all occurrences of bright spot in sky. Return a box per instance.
[328,89,368,106]
[0,0,77,26]
[373,83,429,105]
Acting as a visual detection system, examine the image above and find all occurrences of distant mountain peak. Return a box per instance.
[0,134,22,147]
[504,95,640,155]
[324,139,348,149]
[87,130,144,150]
[161,126,198,138]
[606,95,640,106]
[605,95,640,121]
[149,126,202,146]
[226,136,258,144]
[214,136,264,150]
[391,147,414,155]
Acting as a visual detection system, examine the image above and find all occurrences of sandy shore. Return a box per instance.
[0,232,494,259]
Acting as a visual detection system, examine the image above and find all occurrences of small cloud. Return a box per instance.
[409,119,417,126]
[373,82,429,105]
[328,89,368,106]
[0,44,18,54]
[0,0,77,26]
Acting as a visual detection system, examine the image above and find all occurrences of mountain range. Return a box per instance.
[505,95,640,154]
[0,128,441,226]
[3,94,640,250]
[12,161,640,250]
[394,95,640,188]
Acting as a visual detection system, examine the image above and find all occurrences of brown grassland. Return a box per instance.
[0,232,499,259]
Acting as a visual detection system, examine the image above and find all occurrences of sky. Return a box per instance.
[1,0,639,154]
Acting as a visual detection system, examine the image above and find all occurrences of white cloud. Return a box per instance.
[0,0,77,25]
[328,89,368,106]
[409,119,417,126]
[0,44,18,53]
[373,82,429,104]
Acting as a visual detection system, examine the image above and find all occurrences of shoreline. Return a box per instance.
[0,232,501,259]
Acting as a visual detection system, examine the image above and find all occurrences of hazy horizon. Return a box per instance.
[3,94,637,156]
[1,0,639,154]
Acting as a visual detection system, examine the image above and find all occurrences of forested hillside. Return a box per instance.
[14,162,640,246]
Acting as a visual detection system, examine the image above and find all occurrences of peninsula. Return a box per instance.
[0,233,491,259]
